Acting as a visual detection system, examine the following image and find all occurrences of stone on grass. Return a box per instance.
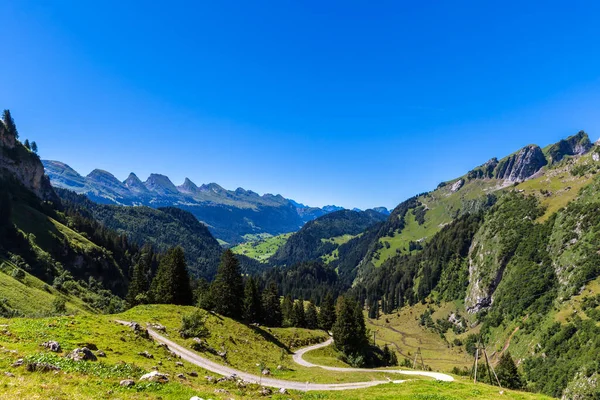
[279,388,288,394]
[66,347,97,361]
[96,350,106,357]
[138,350,154,359]
[188,371,198,377]
[120,379,135,387]
[4,372,15,377]
[259,387,272,396]
[175,361,184,367]
[139,371,169,383]
[41,341,61,352]
[261,368,271,375]
[190,397,204,400]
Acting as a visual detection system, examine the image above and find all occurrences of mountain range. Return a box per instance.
[42,160,389,244]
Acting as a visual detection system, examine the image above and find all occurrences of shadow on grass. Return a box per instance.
[249,325,293,354]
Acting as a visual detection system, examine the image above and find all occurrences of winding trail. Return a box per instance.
[116,320,453,391]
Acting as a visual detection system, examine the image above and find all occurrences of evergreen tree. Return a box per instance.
[126,245,153,306]
[24,139,30,150]
[196,277,214,310]
[292,300,306,328]
[261,281,282,327]
[210,249,244,319]
[31,141,38,153]
[332,296,369,359]
[2,110,18,139]
[496,351,523,389]
[243,276,262,323]
[318,291,336,331]
[150,246,193,305]
[305,302,319,329]
[282,294,294,327]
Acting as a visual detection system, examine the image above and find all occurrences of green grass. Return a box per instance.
[301,343,351,368]
[232,233,292,262]
[0,259,92,317]
[0,304,549,399]
[320,234,358,264]
[373,178,502,266]
[367,302,474,373]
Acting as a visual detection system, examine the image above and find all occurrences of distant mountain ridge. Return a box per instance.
[43,161,389,243]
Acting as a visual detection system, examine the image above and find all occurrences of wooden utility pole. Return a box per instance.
[413,347,425,370]
[471,341,502,388]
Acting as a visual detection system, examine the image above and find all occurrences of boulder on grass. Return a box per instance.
[139,371,169,383]
[66,347,97,362]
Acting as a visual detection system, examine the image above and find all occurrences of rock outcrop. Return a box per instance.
[0,130,56,201]
[546,130,592,164]
[494,145,547,182]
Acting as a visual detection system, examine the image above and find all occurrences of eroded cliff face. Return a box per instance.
[494,145,547,182]
[465,194,541,313]
[0,131,55,201]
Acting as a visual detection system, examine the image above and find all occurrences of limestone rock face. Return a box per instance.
[450,179,464,193]
[0,136,56,201]
[494,145,547,182]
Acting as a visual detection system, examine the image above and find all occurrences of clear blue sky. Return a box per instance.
[2,1,600,209]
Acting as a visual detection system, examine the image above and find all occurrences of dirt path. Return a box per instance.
[293,337,454,381]
[116,320,453,391]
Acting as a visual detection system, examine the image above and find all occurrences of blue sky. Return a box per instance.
[2,1,600,209]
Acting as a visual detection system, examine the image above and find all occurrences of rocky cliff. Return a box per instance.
[0,126,55,201]
[494,144,547,182]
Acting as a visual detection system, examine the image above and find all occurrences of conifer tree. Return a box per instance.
[210,249,244,319]
[126,245,153,306]
[150,246,193,305]
[332,296,369,359]
[292,300,306,328]
[2,110,18,139]
[282,294,294,327]
[24,139,30,150]
[196,277,214,310]
[305,302,319,329]
[31,141,38,153]
[496,351,523,389]
[318,291,336,331]
[261,281,282,327]
[243,276,262,323]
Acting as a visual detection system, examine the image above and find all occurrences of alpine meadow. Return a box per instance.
[2,2,600,399]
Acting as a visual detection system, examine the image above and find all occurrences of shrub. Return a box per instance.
[179,310,209,339]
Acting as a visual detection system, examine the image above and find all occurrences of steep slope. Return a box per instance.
[0,112,133,313]
[341,131,594,271]
[270,210,387,266]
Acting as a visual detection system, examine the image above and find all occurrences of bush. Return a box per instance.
[52,297,67,315]
[179,310,209,339]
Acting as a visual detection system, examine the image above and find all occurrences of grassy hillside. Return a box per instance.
[232,233,292,262]
[0,304,548,399]
[369,145,600,268]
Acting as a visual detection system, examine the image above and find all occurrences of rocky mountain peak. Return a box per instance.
[124,172,149,194]
[144,174,179,195]
[178,178,199,194]
[546,130,592,164]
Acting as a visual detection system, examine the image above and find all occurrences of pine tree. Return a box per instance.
[24,139,30,150]
[196,277,214,310]
[210,249,244,319]
[243,276,262,323]
[261,281,282,327]
[126,245,153,306]
[332,296,369,359]
[31,141,38,153]
[282,294,294,327]
[292,300,306,328]
[2,110,18,139]
[150,247,193,305]
[305,302,319,329]
[496,351,523,389]
[318,291,336,331]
